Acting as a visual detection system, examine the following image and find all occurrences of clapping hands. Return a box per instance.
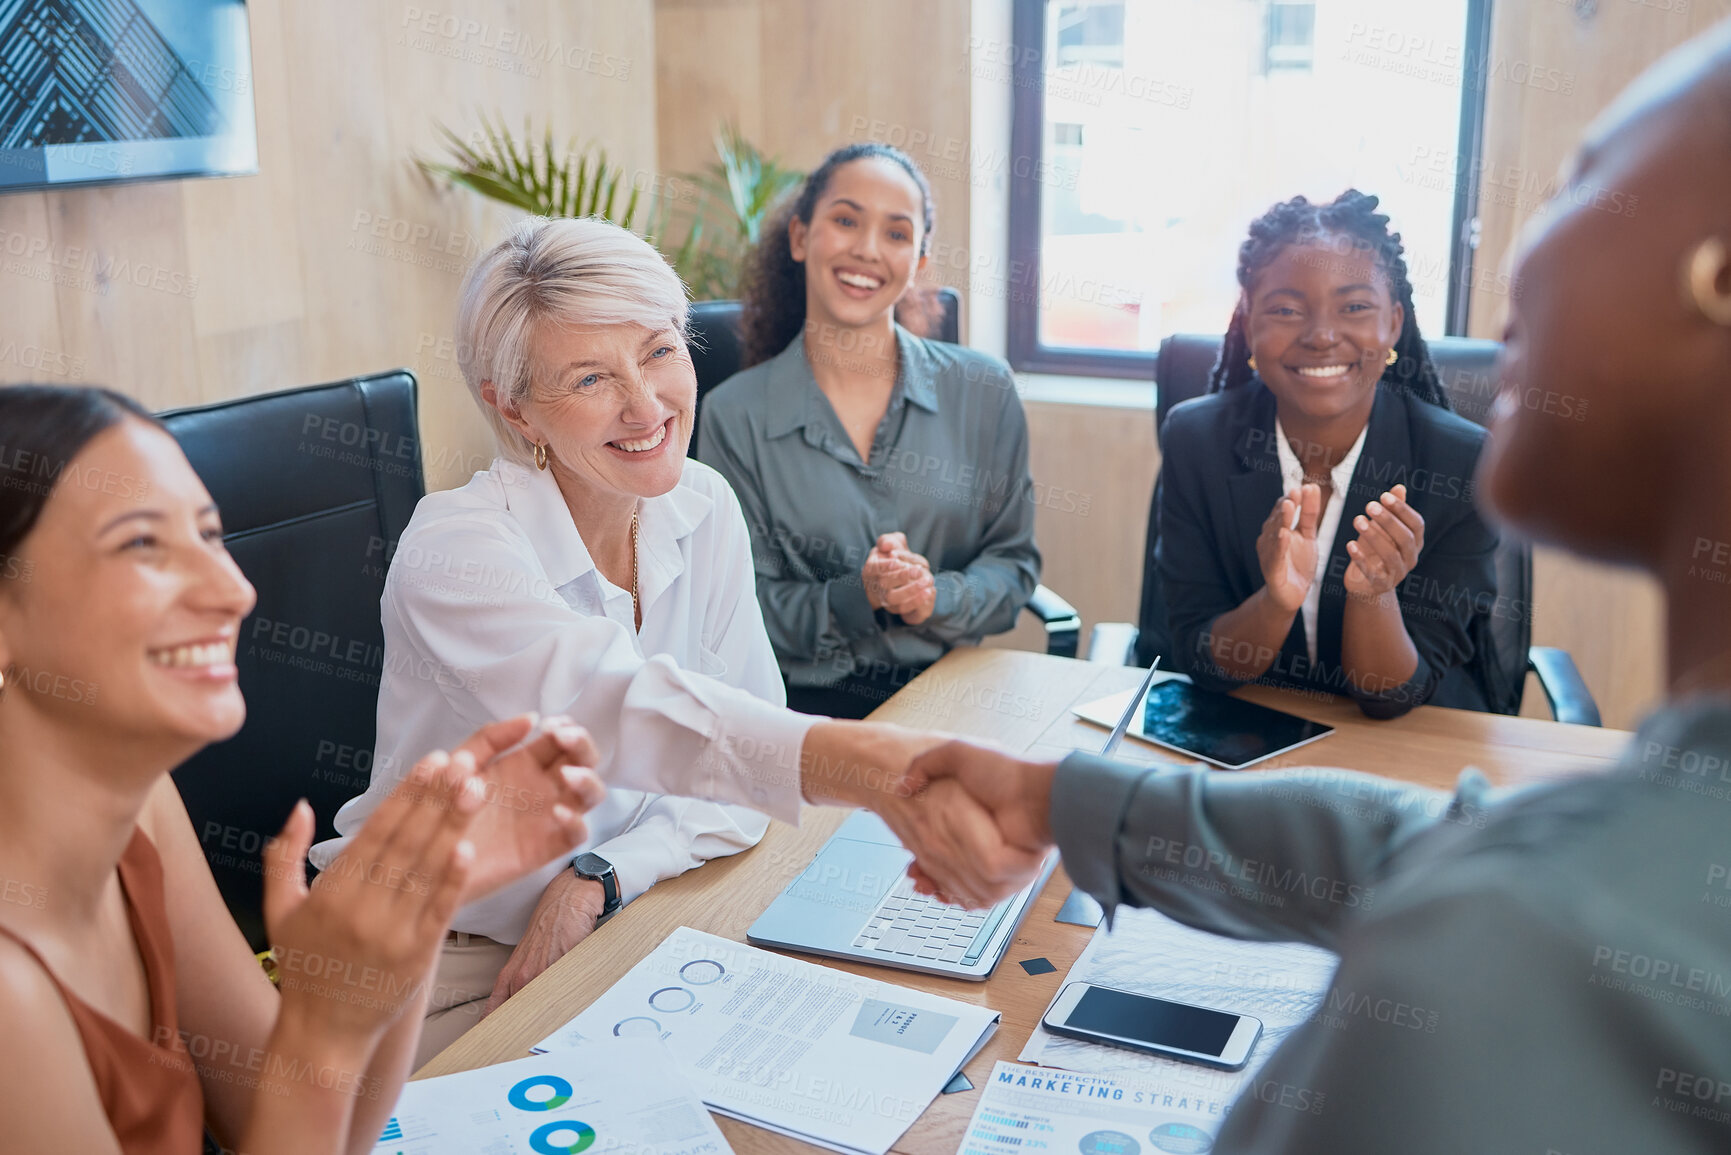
[1344,483,1425,598]
[1257,483,1322,613]
[862,532,937,624]
[260,715,605,1043]
[453,714,608,904]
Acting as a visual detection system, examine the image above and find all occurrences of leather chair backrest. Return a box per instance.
[1141,335,1528,713]
[686,287,961,459]
[159,372,424,949]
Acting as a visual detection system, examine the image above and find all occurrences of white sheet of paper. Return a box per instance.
[957,1060,1242,1155]
[533,927,1000,1155]
[370,1038,730,1155]
[1019,907,1338,1106]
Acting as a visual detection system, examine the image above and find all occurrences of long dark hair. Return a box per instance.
[0,386,160,562]
[739,142,941,368]
[1207,190,1450,409]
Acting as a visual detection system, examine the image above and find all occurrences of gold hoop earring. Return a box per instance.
[533,443,549,471]
[1685,237,1731,327]
[1247,356,1258,373]
[1386,348,1399,366]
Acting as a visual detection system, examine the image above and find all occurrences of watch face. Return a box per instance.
[572,853,613,878]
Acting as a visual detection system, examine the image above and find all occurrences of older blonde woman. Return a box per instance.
[312,217,1024,1068]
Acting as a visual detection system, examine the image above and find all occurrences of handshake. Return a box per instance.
[798,720,1064,909]
[264,715,1059,1058]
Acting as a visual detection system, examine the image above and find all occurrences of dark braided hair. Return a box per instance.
[739,142,940,368]
[1207,190,1451,409]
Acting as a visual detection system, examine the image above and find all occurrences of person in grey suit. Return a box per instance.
[909,21,1731,1154]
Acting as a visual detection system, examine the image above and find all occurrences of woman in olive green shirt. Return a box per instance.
[700,143,1040,718]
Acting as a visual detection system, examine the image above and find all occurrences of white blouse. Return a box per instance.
[1273,417,1369,664]
[309,457,815,943]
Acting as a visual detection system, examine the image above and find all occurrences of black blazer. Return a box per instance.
[1153,381,1502,719]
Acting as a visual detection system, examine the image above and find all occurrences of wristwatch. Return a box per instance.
[571,852,622,924]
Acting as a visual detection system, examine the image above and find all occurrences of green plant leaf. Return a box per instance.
[419,112,800,298]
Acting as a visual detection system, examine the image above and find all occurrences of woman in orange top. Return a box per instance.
[0,386,607,1153]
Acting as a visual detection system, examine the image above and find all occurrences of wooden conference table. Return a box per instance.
[418,648,1633,1154]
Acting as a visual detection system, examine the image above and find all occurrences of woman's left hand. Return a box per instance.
[1344,484,1425,598]
[453,715,608,905]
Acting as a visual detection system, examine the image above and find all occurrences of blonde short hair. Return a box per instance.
[455,216,689,465]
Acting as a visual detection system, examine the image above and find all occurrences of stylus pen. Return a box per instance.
[1102,657,1161,758]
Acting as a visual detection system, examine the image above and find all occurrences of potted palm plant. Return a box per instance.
[418,113,801,300]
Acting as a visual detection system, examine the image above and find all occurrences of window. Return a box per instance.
[1054,1,1125,68]
[1265,2,1317,72]
[1006,0,1493,379]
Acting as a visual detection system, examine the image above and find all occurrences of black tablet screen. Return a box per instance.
[1141,681,1333,769]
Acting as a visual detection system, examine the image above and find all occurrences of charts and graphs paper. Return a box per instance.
[534,926,1000,1155]
[370,1037,728,1155]
[956,1061,1241,1155]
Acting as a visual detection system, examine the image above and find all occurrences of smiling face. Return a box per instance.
[1244,238,1405,428]
[501,321,697,502]
[1479,52,1731,569]
[0,419,256,754]
[789,156,929,332]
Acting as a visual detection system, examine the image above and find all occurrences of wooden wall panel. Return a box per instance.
[986,401,1161,658]
[0,0,659,492]
[1471,0,1731,333]
[653,0,974,313]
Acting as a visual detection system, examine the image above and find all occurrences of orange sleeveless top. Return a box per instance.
[0,829,205,1153]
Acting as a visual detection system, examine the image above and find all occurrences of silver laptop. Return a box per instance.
[746,662,1160,980]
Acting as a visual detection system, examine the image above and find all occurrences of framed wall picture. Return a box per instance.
[0,0,257,192]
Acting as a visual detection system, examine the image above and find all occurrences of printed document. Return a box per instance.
[535,926,1000,1155]
[958,1060,1261,1155]
[370,1037,729,1155]
[1019,907,1338,1107]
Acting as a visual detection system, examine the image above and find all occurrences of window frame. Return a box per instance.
[1005,0,1495,380]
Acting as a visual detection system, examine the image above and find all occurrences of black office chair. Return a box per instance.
[684,290,966,456]
[160,372,425,950]
[1088,334,1601,726]
[686,288,1083,658]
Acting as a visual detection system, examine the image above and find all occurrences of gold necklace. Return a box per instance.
[630,508,640,626]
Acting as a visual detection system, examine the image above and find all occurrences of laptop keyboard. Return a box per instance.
[852,876,1013,966]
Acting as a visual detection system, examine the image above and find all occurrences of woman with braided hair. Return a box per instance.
[1153,190,1505,717]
